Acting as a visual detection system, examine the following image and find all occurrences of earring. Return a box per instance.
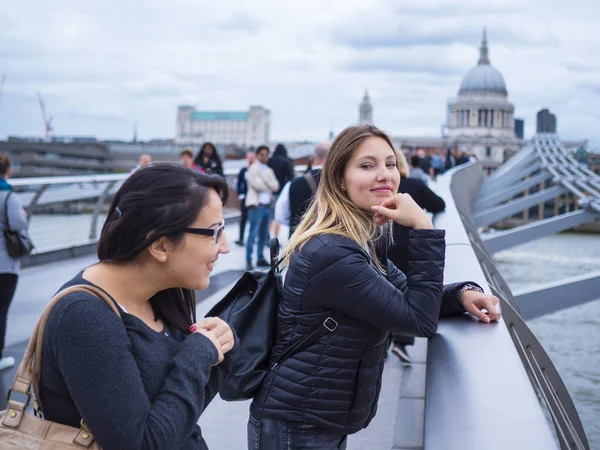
[161,256,167,261]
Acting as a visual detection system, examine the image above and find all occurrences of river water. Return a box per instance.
[494,232,600,448]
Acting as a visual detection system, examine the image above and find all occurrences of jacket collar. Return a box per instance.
[0,178,12,191]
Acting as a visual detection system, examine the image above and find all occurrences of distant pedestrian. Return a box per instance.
[0,153,33,371]
[417,148,433,179]
[38,164,237,449]
[273,142,330,235]
[235,151,256,247]
[444,148,456,171]
[131,154,152,174]
[430,150,444,180]
[409,155,430,184]
[181,149,205,173]
[267,144,295,239]
[195,142,224,176]
[245,146,278,270]
[287,142,330,237]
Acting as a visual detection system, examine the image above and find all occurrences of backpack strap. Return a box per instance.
[303,172,318,195]
[269,237,282,273]
[270,312,344,371]
[266,235,345,370]
[8,284,121,421]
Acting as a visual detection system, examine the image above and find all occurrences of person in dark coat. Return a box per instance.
[388,150,446,363]
[267,144,295,239]
[248,125,501,449]
[267,143,295,194]
[235,152,255,246]
[288,142,330,237]
[195,142,224,176]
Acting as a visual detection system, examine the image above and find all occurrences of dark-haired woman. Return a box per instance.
[195,142,224,176]
[39,164,236,450]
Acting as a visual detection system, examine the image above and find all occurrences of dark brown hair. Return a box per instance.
[98,163,229,333]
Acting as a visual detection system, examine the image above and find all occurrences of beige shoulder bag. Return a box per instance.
[0,284,121,449]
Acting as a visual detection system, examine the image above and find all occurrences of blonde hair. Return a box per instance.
[396,150,409,178]
[282,124,400,271]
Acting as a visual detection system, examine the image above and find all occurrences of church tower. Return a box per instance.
[359,90,373,125]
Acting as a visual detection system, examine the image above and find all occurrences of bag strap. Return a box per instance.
[266,236,344,370]
[3,192,11,230]
[303,172,318,195]
[270,312,344,371]
[269,237,282,273]
[8,284,121,418]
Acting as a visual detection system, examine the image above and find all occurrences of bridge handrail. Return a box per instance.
[426,163,564,450]
[15,166,309,256]
[449,163,589,449]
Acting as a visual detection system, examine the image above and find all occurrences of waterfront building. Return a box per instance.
[0,137,115,177]
[176,105,270,148]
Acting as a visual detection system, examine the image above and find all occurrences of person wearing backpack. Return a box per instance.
[288,142,330,237]
[248,125,501,449]
[273,142,330,237]
[38,164,237,450]
[0,153,32,371]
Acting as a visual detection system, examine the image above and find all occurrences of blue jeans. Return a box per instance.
[248,415,347,450]
[246,206,271,263]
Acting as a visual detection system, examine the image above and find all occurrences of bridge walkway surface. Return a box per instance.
[0,230,419,450]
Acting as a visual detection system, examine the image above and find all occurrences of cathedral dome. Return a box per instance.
[458,30,507,96]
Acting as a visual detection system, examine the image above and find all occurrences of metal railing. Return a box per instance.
[427,161,589,450]
[12,165,309,262]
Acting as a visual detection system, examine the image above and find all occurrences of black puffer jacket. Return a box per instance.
[251,231,466,434]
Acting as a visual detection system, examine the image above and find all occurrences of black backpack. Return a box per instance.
[206,238,343,401]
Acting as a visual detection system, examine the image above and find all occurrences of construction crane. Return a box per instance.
[37,92,53,139]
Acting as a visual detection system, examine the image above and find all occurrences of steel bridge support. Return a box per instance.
[515,271,600,320]
[474,172,553,213]
[474,185,568,228]
[483,209,599,253]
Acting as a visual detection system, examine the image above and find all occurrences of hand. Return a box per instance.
[193,328,225,365]
[461,291,501,323]
[370,193,433,229]
[197,317,235,354]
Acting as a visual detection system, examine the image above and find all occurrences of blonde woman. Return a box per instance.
[248,125,500,450]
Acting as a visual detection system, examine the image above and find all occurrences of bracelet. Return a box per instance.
[457,283,484,305]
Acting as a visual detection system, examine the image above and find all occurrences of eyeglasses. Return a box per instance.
[183,224,225,243]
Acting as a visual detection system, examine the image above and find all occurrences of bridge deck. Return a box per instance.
[0,235,420,449]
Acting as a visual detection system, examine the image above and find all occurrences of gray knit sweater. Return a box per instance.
[39,272,237,450]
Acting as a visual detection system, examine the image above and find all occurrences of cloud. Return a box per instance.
[0,0,598,147]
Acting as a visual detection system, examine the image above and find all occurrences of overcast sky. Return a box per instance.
[1,0,599,146]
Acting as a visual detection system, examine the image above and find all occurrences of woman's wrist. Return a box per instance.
[412,218,434,230]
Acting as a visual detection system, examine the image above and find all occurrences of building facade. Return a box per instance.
[0,138,115,177]
[176,105,270,148]
[393,29,525,171]
[445,29,523,167]
[537,108,557,133]
[359,90,373,125]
